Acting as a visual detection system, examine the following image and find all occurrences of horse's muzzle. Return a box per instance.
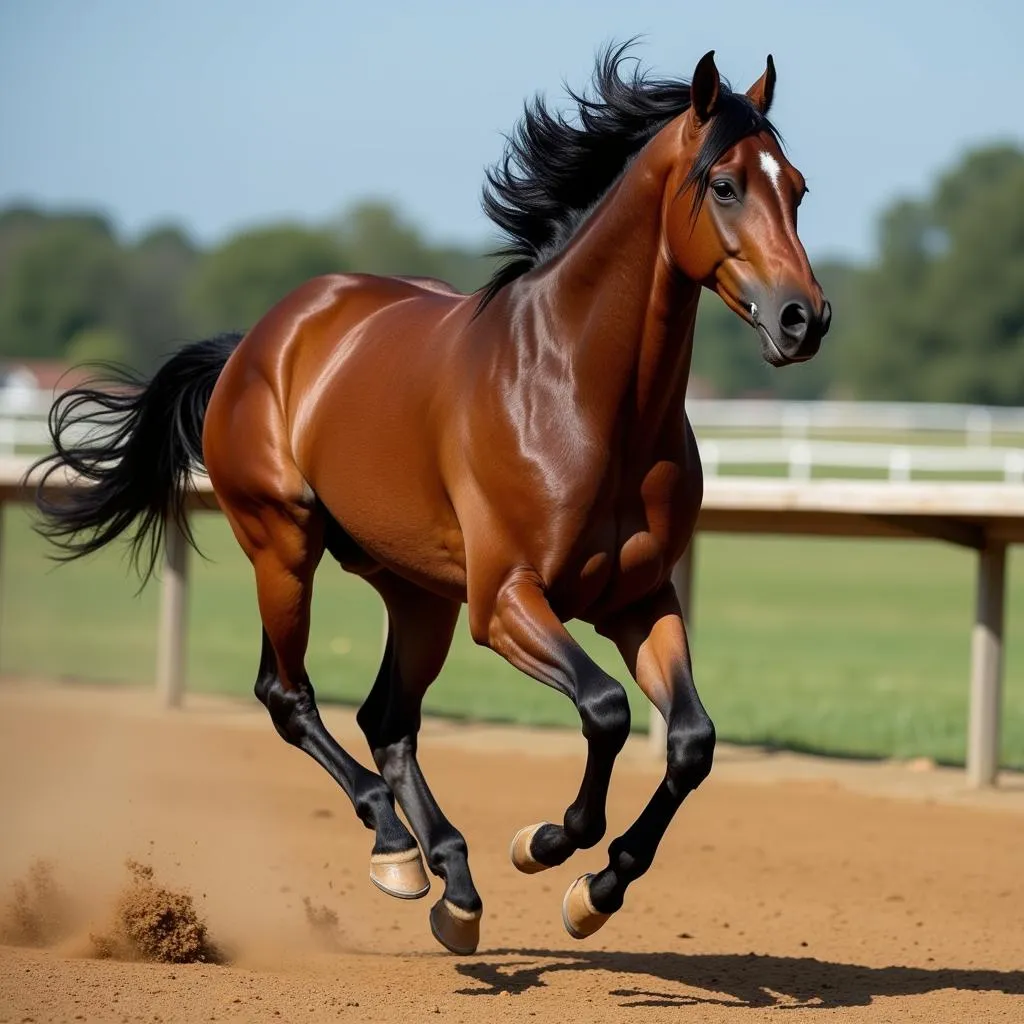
[752,295,831,366]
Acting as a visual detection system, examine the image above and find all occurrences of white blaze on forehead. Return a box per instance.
[759,150,783,196]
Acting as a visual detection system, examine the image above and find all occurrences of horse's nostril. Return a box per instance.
[821,300,833,336]
[780,301,809,339]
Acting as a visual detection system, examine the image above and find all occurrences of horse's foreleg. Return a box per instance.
[562,582,714,938]
[237,502,422,883]
[357,574,481,954]
[481,571,632,873]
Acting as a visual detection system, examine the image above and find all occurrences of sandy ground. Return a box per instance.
[1,680,1022,1023]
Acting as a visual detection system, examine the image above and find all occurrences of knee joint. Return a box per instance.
[353,775,396,825]
[579,681,631,752]
[374,735,417,785]
[256,675,316,746]
[666,717,716,794]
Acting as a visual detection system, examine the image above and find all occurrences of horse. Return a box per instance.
[34,45,830,956]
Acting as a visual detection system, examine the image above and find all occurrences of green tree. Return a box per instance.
[65,325,131,364]
[0,213,127,358]
[124,225,199,368]
[839,144,1024,404]
[0,207,49,291]
[185,225,347,335]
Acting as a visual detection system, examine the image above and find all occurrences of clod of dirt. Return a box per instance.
[0,860,75,946]
[302,896,343,951]
[89,859,220,964]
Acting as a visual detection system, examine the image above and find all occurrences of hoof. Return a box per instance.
[509,822,555,874]
[561,874,610,940]
[429,898,481,955]
[369,847,430,900]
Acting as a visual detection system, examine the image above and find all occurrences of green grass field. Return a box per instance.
[2,506,1021,768]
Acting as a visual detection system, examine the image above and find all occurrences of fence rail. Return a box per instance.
[686,398,1024,444]
[699,438,1024,482]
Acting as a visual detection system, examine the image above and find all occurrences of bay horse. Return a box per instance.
[34,46,829,955]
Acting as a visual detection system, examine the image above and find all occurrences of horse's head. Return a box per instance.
[665,51,831,366]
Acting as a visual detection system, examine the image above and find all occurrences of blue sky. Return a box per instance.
[1,0,1021,260]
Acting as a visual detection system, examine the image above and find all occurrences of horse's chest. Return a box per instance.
[509,421,701,620]
[549,483,691,621]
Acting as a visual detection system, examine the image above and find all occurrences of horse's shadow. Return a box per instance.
[453,948,1024,1009]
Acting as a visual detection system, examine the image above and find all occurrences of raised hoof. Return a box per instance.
[509,822,555,874]
[561,874,611,940]
[369,847,430,900]
[429,898,481,955]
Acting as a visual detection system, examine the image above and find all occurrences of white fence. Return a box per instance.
[686,398,1024,444]
[699,439,1024,482]
[4,390,1023,483]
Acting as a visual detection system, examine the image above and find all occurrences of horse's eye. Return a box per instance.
[711,180,737,201]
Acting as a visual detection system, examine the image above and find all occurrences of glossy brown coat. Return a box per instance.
[38,50,829,954]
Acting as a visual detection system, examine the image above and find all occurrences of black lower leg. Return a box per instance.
[359,653,480,914]
[585,705,715,914]
[530,674,631,867]
[375,732,481,914]
[587,780,680,913]
[254,631,415,856]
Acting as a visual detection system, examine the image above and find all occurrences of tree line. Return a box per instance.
[1,142,1021,404]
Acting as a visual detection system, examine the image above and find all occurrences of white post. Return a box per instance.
[702,441,720,479]
[651,541,697,755]
[967,540,1007,787]
[965,407,993,447]
[889,448,912,483]
[782,405,810,440]
[789,442,812,481]
[1004,451,1024,485]
[156,516,190,709]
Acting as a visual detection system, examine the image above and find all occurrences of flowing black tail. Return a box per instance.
[32,332,245,581]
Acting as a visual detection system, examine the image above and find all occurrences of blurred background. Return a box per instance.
[0,0,1021,768]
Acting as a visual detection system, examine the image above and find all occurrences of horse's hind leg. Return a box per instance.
[227,495,426,892]
[356,572,482,954]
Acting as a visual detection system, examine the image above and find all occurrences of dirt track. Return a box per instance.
[1,681,1022,1023]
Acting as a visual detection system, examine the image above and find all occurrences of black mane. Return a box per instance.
[479,43,780,307]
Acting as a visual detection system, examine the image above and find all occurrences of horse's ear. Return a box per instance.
[746,55,776,115]
[691,50,721,124]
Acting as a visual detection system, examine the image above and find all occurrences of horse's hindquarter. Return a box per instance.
[261,275,475,597]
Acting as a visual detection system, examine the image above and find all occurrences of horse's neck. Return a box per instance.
[518,142,701,444]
